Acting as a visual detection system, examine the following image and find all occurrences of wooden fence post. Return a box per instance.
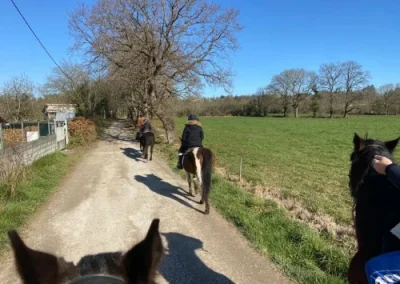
[239,157,243,182]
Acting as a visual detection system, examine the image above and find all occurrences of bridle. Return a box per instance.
[69,275,125,284]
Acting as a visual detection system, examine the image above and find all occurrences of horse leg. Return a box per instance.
[149,143,154,161]
[142,145,148,159]
[348,250,368,284]
[187,172,193,196]
[193,178,200,196]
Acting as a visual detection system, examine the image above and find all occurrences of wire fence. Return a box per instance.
[0,120,55,150]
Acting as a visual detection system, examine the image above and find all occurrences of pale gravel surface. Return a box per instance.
[0,121,290,284]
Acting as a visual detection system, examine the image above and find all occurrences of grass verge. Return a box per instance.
[154,131,349,284]
[0,151,80,251]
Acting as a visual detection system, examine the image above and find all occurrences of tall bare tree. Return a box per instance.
[0,75,36,122]
[268,69,317,118]
[318,62,342,118]
[69,0,241,142]
[377,84,397,115]
[340,61,369,118]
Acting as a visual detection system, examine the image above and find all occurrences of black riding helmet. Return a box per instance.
[187,114,199,121]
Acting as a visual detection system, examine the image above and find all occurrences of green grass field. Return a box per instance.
[155,115,400,283]
[175,116,400,225]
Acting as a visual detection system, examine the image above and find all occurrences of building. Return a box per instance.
[43,104,77,120]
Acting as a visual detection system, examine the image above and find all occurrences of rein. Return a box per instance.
[69,275,125,284]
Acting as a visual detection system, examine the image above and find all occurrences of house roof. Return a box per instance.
[44,104,77,113]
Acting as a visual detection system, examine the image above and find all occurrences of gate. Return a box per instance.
[55,120,68,150]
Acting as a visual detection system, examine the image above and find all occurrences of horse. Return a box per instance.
[136,132,155,161]
[8,219,163,284]
[348,133,400,284]
[182,147,215,215]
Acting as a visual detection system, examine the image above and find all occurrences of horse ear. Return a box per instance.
[385,137,400,153]
[122,219,164,283]
[353,133,365,152]
[8,231,59,284]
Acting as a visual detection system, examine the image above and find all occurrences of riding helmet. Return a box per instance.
[188,114,199,121]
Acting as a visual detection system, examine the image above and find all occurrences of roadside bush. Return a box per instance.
[3,129,23,148]
[0,148,27,196]
[68,117,97,146]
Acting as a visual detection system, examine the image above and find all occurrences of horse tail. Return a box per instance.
[201,148,213,195]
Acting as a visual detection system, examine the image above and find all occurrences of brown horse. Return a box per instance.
[182,147,215,214]
[8,219,163,284]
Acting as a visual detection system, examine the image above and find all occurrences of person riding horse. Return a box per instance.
[136,117,153,141]
[176,114,204,170]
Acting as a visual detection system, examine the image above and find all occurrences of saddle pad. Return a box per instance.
[365,251,400,283]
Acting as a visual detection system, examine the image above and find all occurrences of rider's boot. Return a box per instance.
[176,154,183,169]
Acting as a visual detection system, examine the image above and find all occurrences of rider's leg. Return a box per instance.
[177,146,185,169]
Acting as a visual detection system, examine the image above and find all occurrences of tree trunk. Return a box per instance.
[283,105,288,117]
[156,113,176,144]
[343,107,349,118]
[294,106,299,118]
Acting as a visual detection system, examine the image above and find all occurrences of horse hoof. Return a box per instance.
[199,200,204,204]
[204,209,210,215]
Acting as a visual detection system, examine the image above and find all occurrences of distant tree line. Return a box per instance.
[176,61,400,118]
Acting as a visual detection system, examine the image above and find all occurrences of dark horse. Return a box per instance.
[182,147,215,214]
[8,219,163,284]
[348,133,400,284]
[136,132,155,161]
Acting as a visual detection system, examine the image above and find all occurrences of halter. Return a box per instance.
[69,275,125,284]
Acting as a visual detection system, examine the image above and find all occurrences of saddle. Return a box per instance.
[182,147,202,155]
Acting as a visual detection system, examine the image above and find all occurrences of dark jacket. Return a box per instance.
[140,121,153,133]
[180,120,204,150]
[386,164,400,189]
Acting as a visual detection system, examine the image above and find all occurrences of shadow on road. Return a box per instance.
[134,174,202,213]
[121,147,144,162]
[102,133,137,142]
[159,232,234,284]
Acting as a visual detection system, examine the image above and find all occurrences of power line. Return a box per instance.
[10,0,73,82]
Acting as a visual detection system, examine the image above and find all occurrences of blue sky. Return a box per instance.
[1,0,399,97]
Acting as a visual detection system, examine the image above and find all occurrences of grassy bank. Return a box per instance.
[0,151,79,250]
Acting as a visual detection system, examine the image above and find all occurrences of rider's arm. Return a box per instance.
[386,164,400,189]
[181,126,188,142]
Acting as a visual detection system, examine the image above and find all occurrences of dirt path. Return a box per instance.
[0,121,290,284]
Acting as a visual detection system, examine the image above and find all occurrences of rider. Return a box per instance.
[137,117,153,140]
[176,114,204,169]
[373,155,400,189]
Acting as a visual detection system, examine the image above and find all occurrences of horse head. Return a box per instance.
[349,133,399,199]
[8,219,163,284]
